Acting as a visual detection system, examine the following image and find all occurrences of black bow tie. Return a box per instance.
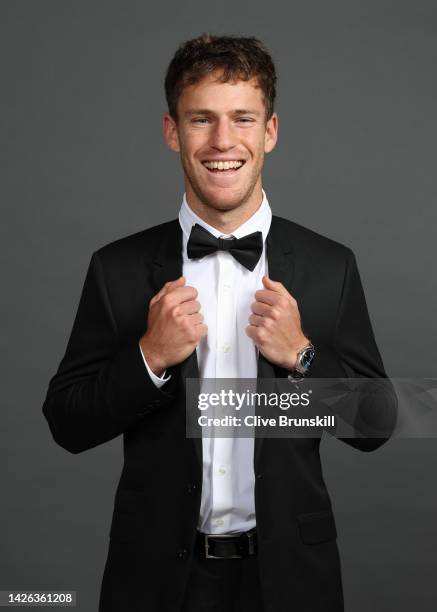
[187,223,263,272]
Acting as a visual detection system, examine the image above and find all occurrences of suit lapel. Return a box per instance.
[151,220,202,468]
[255,216,295,470]
[150,216,295,473]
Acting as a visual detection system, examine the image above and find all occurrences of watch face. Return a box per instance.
[301,348,315,370]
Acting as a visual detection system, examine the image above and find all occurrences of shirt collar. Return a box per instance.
[178,189,272,244]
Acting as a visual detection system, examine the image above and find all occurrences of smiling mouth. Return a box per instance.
[202,160,246,173]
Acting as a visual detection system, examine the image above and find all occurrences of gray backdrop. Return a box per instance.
[1,1,436,610]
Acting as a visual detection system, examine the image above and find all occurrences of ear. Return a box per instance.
[264,112,278,154]
[163,112,180,153]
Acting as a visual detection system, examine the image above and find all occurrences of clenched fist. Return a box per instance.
[139,276,207,376]
[246,275,309,370]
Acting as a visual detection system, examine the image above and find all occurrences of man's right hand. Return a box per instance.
[139,276,207,376]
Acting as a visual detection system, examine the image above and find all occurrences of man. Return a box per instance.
[42,34,396,612]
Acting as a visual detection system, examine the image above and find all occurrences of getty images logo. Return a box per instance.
[197,389,312,411]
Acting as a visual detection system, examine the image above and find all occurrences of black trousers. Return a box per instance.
[180,554,265,612]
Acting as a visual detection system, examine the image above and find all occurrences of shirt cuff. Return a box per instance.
[138,342,172,389]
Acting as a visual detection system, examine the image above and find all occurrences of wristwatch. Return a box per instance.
[287,342,316,381]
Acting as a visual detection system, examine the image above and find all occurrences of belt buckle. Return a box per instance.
[204,534,243,559]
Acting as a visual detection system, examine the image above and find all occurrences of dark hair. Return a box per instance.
[164,33,277,122]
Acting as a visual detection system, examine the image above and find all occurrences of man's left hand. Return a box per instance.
[245,275,309,371]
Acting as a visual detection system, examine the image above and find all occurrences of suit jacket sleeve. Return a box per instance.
[42,251,177,454]
[331,248,397,451]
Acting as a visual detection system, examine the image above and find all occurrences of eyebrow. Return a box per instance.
[184,108,262,117]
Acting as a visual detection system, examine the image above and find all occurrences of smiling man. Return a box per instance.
[42,34,395,612]
[163,66,277,231]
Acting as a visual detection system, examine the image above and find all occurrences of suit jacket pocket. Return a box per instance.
[296,509,338,545]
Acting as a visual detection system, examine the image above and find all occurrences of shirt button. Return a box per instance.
[187,483,197,494]
[223,282,231,289]
[218,467,226,475]
[215,519,224,526]
[223,344,231,353]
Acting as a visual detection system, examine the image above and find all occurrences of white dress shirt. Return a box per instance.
[140,190,272,534]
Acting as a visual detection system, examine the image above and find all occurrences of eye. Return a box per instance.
[236,117,254,123]
[192,118,210,124]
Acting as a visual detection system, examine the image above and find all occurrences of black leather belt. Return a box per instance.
[195,528,257,559]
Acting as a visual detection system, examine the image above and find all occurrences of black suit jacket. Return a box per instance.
[42,215,396,612]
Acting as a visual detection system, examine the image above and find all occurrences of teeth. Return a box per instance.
[203,160,244,170]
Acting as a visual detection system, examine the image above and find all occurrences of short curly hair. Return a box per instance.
[164,33,277,122]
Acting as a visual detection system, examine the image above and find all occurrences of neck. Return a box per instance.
[185,185,264,235]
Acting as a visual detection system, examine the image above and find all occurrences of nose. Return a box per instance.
[209,117,236,152]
